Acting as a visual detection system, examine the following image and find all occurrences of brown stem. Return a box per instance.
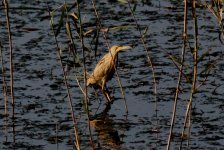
[167,0,188,149]
[3,0,15,118]
[45,1,81,149]
[3,0,15,144]
[127,0,158,125]
[75,0,95,148]
[179,0,198,149]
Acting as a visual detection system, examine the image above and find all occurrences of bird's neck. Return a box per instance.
[109,50,118,57]
[109,51,118,61]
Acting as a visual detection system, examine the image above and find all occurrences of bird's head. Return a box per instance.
[110,45,132,54]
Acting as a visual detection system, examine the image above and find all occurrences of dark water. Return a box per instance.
[0,0,224,149]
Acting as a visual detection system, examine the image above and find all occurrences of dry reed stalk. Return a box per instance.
[179,0,198,149]
[186,112,191,150]
[126,0,158,126]
[75,0,95,148]
[3,0,15,118]
[63,5,90,102]
[167,0,188,149]
[3,0,16,144]
[45,1,80,149]
[207,0,224,43]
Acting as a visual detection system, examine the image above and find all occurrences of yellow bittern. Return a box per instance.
[87,45,131,102]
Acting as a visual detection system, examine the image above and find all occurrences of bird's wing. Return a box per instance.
[92,54,112,79]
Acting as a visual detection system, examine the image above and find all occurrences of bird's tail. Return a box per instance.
[85,71,95,86]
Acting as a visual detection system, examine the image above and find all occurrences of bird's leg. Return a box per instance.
[101,79,106,92]
[103,86,112,103]
[101,80,112,103]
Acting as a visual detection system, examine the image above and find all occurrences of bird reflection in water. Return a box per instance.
[90,104,122,149]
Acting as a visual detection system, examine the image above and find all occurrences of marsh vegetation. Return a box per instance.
[0,0,224,149]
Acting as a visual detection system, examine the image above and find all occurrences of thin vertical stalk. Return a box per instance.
[75,0,95,148]
[0,41,8,142]
[63,2,89,102]
[186,111,192,149]
[3,0,14,119]
[179,0,198,149]
[3,0,15,145]
[91,0,128,113]
[126,0,158,124]
[167,0,188,149]
[0,44,7,114]
[45,2,80,149]
[56,123,59,150]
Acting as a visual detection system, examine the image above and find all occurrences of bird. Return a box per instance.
[87,45,131,103]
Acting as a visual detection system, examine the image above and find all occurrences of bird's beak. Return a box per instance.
[117,45,132,52]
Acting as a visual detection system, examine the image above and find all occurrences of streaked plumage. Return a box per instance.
[87,45,131,102]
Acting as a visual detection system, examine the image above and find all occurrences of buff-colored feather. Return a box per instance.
[87,45,131,91]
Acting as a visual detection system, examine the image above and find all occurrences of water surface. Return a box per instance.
[0,0,224,149]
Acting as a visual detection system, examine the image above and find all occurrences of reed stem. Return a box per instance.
[75,0,95,148]
[127,0,158,130]
[3,0,15,119]
[167,0,188,149]
[179,0,198,149]
[46,1,80,149]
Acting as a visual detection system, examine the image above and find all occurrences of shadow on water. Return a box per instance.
[0,0,224,149]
